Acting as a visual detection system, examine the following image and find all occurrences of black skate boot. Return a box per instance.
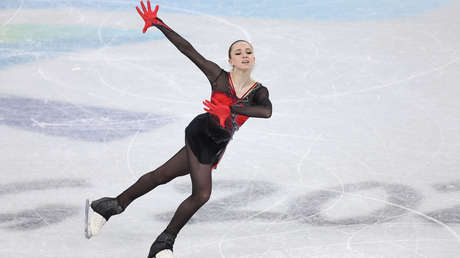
[148,231,176,258]
[84,197,124,239]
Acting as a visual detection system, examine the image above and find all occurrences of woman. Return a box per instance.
[85,1,272,257]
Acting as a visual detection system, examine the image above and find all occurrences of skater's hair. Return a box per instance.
[228,40,254,59]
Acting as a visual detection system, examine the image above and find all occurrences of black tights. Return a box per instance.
[117,142,212,236]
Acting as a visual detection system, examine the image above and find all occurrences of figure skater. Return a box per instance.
[85,1,272,257]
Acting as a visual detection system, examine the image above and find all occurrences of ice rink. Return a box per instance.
[1,0,460,257]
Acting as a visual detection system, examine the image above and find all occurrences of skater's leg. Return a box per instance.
[163,142,212,235]
[148,142,212,257]
[86,146,190,239]
[117,146,190,210]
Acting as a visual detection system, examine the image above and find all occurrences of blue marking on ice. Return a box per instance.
[0,26,162,69]
[0,0,454,20]
[0,95,175,142]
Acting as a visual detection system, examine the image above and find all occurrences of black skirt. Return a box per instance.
[185,113,232,166]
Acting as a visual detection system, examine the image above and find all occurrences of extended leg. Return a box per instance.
[148,142,212,257]
[117,146,190,210]
[85,146,189,239]
[164,143,212,235]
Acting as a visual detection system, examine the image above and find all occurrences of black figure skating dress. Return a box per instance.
[156,25,271,169]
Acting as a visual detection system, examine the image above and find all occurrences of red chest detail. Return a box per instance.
[210,91,249,130]
[210,73,259,131]
[211,91,233,106]
[235,114,249,126]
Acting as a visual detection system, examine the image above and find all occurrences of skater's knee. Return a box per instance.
[192,190,211,205]
[155,166,189,185]
[156,171,173,185]
[142,169,172,186]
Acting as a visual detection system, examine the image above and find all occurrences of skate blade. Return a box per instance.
[156,249,174,258]
[85,199,91,239]
[85,199,107,239]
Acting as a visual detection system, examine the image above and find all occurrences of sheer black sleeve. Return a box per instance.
[230,86,272,118]
[156,24,223,84]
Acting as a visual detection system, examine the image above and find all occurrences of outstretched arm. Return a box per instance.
[136,1,222,83]
[230,87,272,118]
[155,25,223,83]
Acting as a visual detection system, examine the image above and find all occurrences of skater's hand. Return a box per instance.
[203,99,230,128]
[136,0,169,33]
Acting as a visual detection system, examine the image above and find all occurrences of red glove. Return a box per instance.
[136,0,170,33]
[203,99,231,128]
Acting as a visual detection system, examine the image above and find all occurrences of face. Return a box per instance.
[228,41,255,71]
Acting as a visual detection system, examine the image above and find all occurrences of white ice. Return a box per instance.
[1,1,460,257]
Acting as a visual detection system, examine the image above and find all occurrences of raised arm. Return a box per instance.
[156,25,222,83]
[136,1,222,83]
[230,86,272,118]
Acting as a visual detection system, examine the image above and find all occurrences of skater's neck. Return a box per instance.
[230,69,254,91]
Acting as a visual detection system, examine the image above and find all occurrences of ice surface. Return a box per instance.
[1,0,460,257]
